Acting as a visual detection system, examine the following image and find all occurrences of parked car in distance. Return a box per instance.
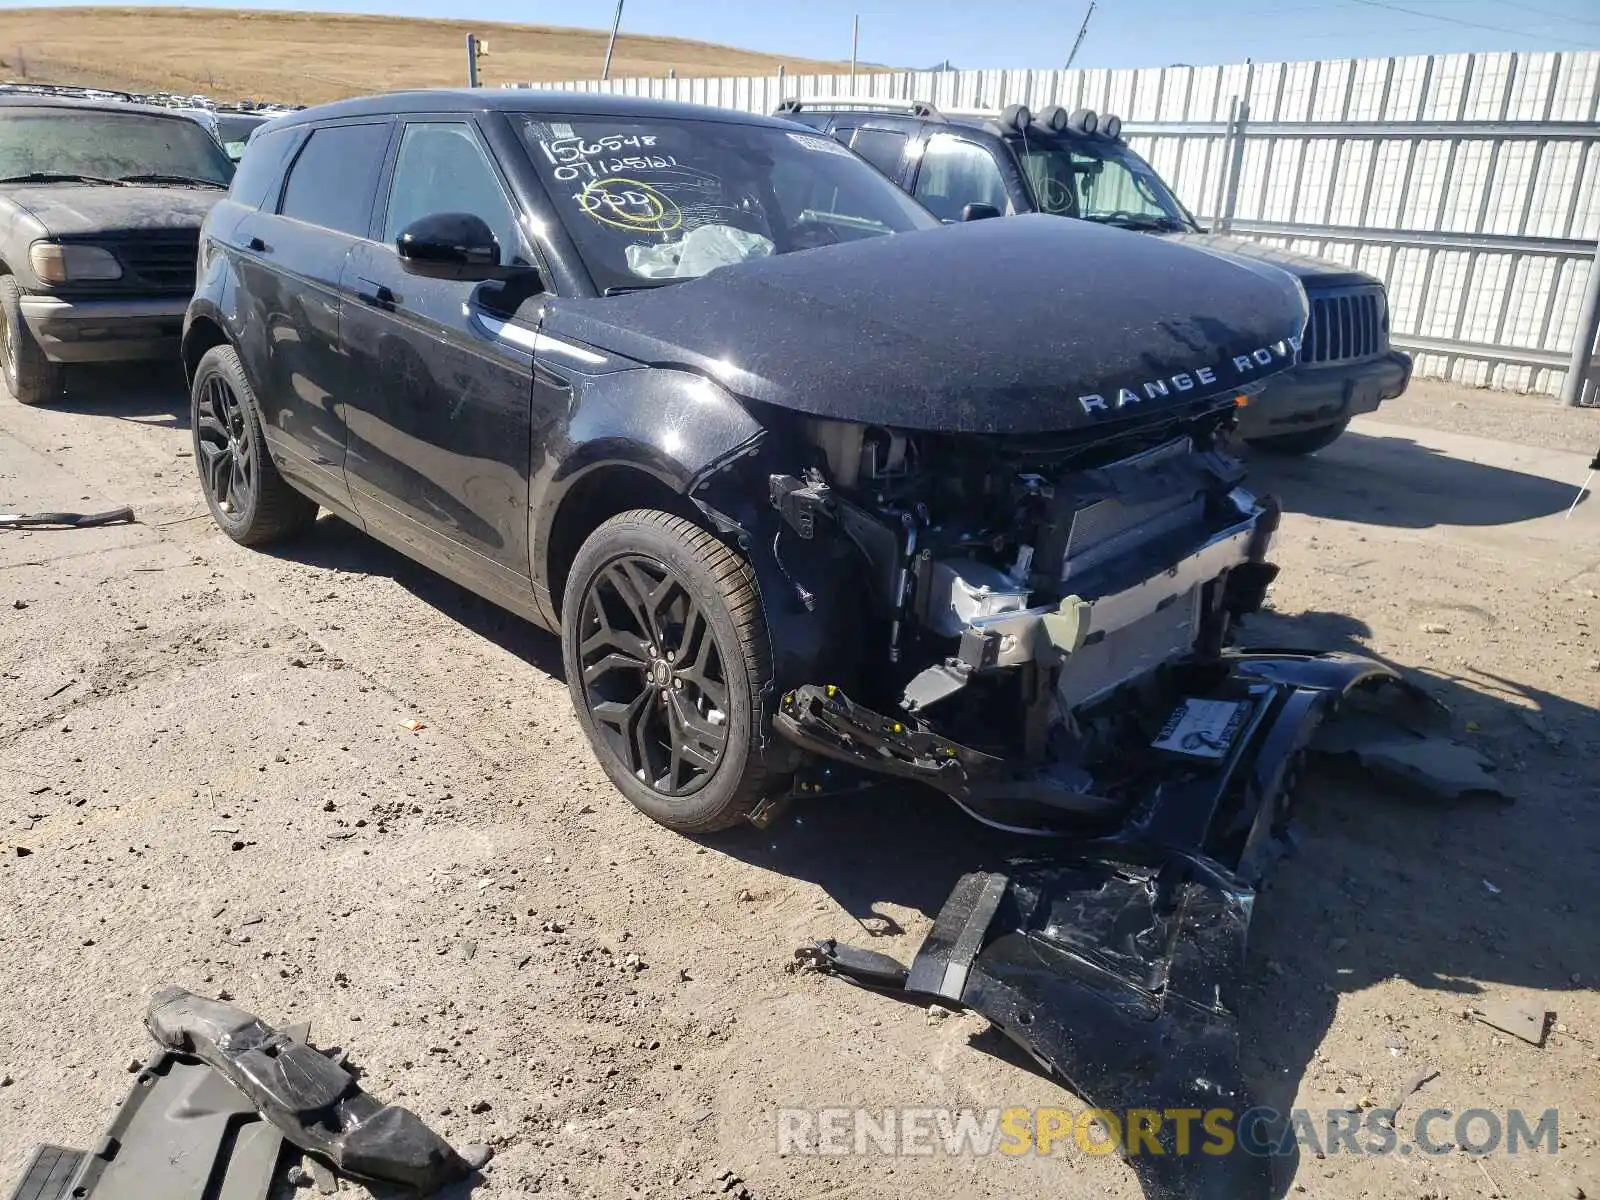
[185,89,1312,841]
[781,97,1412,454]
[0,94,233,403]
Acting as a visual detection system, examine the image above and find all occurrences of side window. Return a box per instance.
[912,135,1009,222]
[850,128,908,179]
[228,126,297,210]
[382,122,521,266]
[278,122,389,236]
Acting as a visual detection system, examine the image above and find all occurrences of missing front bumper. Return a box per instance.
[795,651,1445,1200]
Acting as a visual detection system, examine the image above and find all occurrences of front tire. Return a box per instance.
[562,509,776,833]
[1244,418,1350,456]
[0,275,62,406]
[191,344,317,545]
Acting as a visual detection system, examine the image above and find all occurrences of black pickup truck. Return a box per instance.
[781,98,1412,454]
[0,91,233,404]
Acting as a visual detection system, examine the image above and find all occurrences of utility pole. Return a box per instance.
[465,33,486,88]
[602,0,625,80]
[1065,1,1095,69]
[850,15,859,78]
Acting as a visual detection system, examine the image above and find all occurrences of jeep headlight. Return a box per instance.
[29,241,123,283]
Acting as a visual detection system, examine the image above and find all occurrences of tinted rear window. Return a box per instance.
[229,125,297,210]
[278,122,389,236]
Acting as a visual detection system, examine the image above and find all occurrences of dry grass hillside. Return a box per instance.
[0,6,853,105]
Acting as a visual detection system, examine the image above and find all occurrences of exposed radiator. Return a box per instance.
[1059,437,1206,584]
[1055,584,1202,710]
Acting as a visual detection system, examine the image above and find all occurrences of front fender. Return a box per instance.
[182,243,241,383]
[528,367,765,608]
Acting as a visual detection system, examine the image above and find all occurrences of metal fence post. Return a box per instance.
[1560,240,1600,407]
[1219,98,1250,232]
[1209,97,1240,231]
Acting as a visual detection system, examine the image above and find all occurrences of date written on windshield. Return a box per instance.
[538,134,678,183]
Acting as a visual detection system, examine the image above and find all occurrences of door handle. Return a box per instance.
[355,278,397,310]
[246,236,268,252]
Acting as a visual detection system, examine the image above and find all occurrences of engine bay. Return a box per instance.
[760,398,1281,833]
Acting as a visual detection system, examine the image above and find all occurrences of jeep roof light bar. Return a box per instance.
[779,96,1124,141]
[775,96,947,121]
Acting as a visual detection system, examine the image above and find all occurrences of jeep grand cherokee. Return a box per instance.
[781,97,1413,455]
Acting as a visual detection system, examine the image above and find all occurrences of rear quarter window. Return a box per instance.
[228,126,298,210]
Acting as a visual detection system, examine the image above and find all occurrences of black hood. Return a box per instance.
[1,183,220,238]
[1160,231,1380,290]
[545,215,1308,435]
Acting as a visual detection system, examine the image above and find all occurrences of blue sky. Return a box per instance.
[18,0,1600,68]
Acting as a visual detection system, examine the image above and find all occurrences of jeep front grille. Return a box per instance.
[1302,287,1386,364]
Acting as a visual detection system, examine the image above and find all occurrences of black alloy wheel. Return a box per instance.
[195,372,257,518]
[576,553,731,797]
[188,344,317,546]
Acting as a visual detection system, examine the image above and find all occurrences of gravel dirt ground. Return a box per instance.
[1,369,1598,1200]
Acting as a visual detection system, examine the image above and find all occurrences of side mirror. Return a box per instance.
[397,212,506,281]
[961,203,1001,222]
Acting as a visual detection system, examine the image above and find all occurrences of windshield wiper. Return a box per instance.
[0,171,127,186]
[119,173,227,188]
[1085,212,1189,232]
[603,281,679,295]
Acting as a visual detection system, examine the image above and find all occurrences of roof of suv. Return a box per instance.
[0,93,196,120]
[268,89,803,130]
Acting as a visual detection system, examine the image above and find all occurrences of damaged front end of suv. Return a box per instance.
[545,213,1437,1199]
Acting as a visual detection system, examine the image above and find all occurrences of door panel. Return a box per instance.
[232,214,354,509]
[340,119,539,586]
[237,119,391,511]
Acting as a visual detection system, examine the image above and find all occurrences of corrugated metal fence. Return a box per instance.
[526,51,1600,403]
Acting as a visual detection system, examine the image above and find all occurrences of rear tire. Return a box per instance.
[1244,418,1350,456]
[0,275,63,406]
[562,509,775,833]
[191,344,317,545]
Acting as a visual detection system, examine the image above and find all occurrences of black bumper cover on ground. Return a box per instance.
[801,651,1443,1200]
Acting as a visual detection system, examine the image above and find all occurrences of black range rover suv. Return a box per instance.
[185,89,1320,839]
[780,97,1413,454]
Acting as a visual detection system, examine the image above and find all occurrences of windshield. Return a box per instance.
[216,114,268,163]
[516,115,939,292]
[0,109,234,186]
[1015,138,1195,231]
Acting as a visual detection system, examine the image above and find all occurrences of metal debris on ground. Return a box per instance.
[1375,1065,1440,1126]
[1475,996,1553,1047]
[0,506,134,530]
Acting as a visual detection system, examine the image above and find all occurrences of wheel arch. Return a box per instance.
[181,312,231,388]
[543,461,704,622]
